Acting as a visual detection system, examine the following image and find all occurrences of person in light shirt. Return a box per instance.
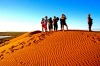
[41,18,47,32]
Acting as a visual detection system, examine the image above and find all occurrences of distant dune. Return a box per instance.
[0,30,100,66]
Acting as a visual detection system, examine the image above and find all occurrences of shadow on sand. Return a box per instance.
[29,31,42,35]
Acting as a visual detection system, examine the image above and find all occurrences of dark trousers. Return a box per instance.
[88,24,92,31]
[60,22,62,30]
[54,23,58,31]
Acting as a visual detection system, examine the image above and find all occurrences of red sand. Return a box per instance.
[0,30,100,66]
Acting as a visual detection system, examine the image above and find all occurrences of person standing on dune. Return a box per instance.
[53,16,59,31]
[60,14,68,31]
[45,16,48,32]
[41,18,47,32]
[88,14,93,31]
[48,17,53,31]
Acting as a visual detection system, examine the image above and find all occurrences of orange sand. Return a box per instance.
[0,30,100,66]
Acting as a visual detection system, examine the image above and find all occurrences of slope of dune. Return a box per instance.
[0,30,100,66]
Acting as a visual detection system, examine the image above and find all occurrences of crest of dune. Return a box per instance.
[0,30,100,66]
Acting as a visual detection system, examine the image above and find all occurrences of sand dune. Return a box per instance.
[0,30,100,66]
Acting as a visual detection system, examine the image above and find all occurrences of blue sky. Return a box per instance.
[0,0,100,32]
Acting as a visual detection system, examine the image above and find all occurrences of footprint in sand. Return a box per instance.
[11,45,17,48]
[33,39,39,44]
[41,34,45,38]
[1,50,6,53]
[92,40,96,43]
[27,37,35,43]
[97,38,100,41]
[0,54,3,57]
[19,45,24,49]
[19,42,25,45]
[6,52,10,54]
[0,54,4,60]
[25,42,32,47]
[93,34,100,41]
[91,37,97,43]
[8,45,18,53]
[9,47,15,53]
[87,35,89,38]
[96,55,100,59]
[33,32,54,44]
[82,33,84,35]
[92,37,95,39]
[30,37,35,41]
[38,35,45,40]
[20,62,25,65]
[87,35,98,43]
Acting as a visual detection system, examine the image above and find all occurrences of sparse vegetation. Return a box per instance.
[0,32,26,44]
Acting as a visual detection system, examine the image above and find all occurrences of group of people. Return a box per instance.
[41,14,93,32]
[41,14,68,32]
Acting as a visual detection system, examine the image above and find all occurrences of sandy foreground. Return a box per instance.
[0,30,100,66]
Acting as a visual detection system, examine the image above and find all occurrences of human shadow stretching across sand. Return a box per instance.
[88,14,93,31]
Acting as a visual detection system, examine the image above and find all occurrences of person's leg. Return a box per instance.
[88,24,91,31]
[42,26,44,32]
[51,24,53,31]
[89,26,90,31]
[50,25,52,31]
[54,24,56,31]
[65,24,68,30]
[48,24,50,31]
[56,24,58,31]
[45,25,47,32]
[55,24,57,31]
[90,25,92,31]
[48,25,50,31]
[62,25,64,32]
[61,22,62,30]
[88,24,89,31]
[46,25,47,32]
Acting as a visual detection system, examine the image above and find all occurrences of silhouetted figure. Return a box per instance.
[60,14,68,31]
[48,17,53,31]
[45,16,48,31]
[88,14,93,31]
[53,16,59,31]
[41,18,47,32]
[60,20,62,30]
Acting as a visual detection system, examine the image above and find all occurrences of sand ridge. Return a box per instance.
[0,30,100,66]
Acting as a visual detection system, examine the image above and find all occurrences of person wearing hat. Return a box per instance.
[88,14,93,31]
[60,14,68,31]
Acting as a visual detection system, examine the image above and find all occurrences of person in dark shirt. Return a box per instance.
[48,17,53,31]
[60,14,68,31]
[88,14,93,31]
[45,16,48,32]
[53,16,59,31]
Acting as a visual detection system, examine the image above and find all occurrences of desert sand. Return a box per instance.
[0,30,100,66]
